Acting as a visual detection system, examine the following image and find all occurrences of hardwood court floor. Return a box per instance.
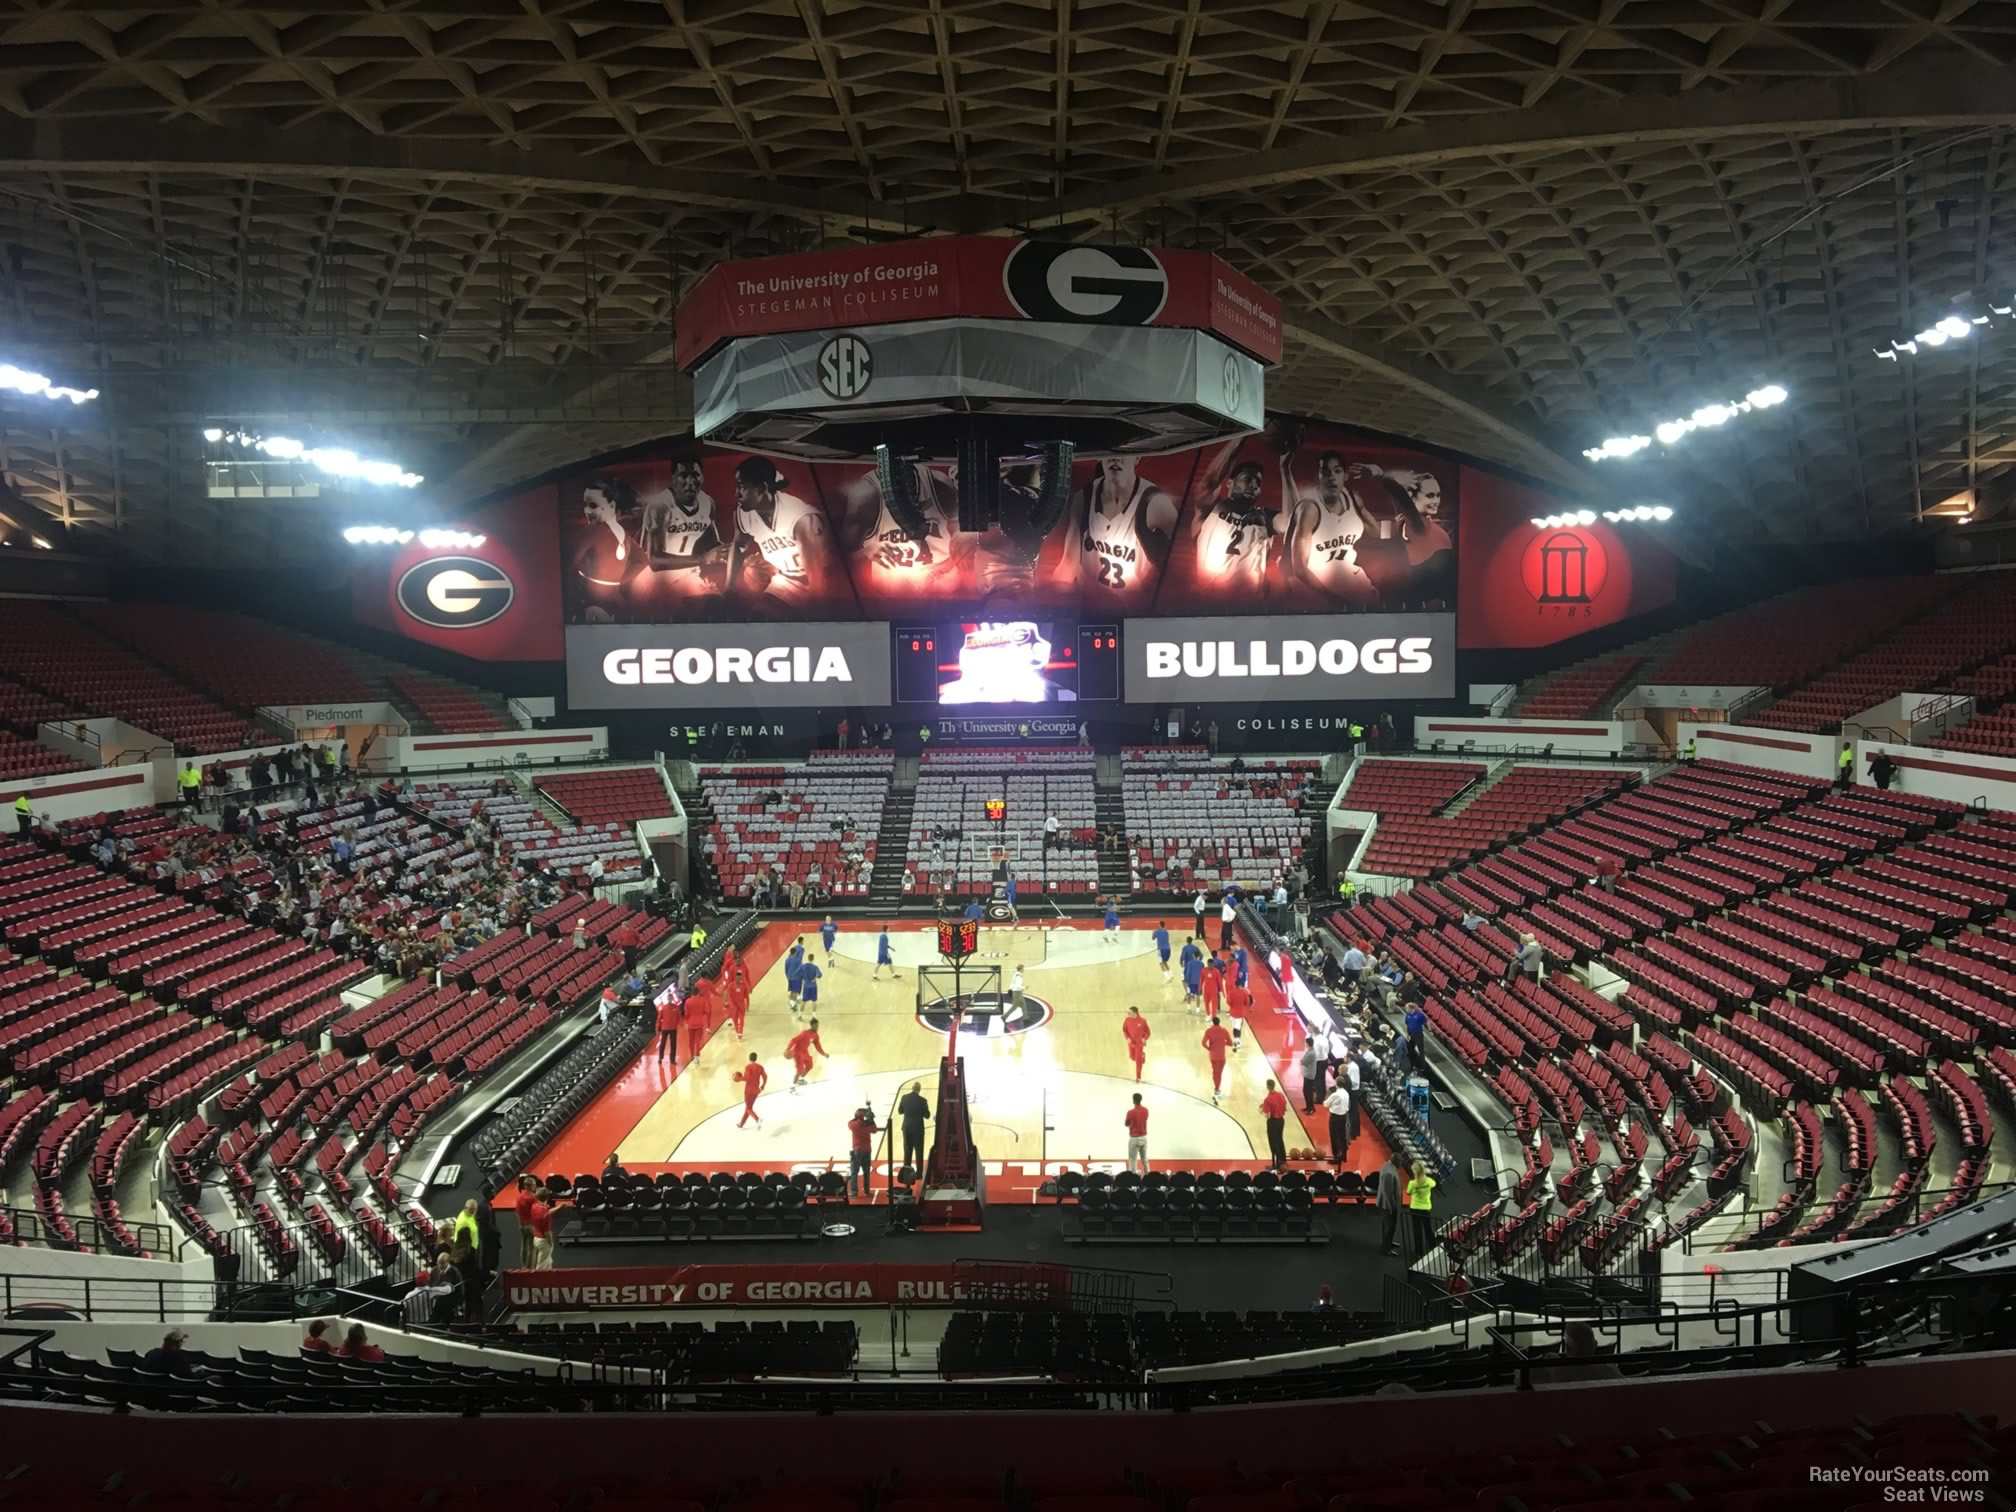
[527,918,1389,1202]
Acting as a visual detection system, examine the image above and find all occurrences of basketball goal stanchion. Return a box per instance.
[912,920,988,1228]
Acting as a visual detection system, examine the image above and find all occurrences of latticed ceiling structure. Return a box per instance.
[1,0,2014,564]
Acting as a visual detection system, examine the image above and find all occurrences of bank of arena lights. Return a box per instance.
[203,427,423,488]
[1582,385,1789,462]
[1873,305,2013,361]
[342,525,485,548]
[0,363,97,404]
[1529,506,1673,528]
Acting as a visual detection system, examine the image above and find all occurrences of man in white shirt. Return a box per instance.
[1339,1048,1362,1142]
[1009,965,1026,1023]
[1219,892,1237,951]
[1044,813,1060,849]
[1326,1024,1352,1089]
[1324,1081,1353,1165]
[1340,943,1368,985]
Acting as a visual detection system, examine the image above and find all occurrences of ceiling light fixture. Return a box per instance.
[1874,305,2011,361]
[418,528,486,549]
[341,525,486,548]
[205,427,423,487]
[0,363,98,404]
[1583,385,1788,461]
[1531,506,1673,529]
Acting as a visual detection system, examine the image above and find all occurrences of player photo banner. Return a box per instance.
[1123,612,1457,703]
[566,621,893,710]
[557,417,1456,626]
[503,1261,1070,1310]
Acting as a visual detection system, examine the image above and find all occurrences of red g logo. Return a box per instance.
[1521,528,1609,605]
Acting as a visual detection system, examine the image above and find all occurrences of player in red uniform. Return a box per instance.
[1201,1017,1233,1102]
[786,1019,827,1092]
[725,965,749,1039]
[1122,1005,1151,1082]
[682,979,713,1066]
[1200,956,1223,1018]
[733,1052,767,1126]
[1225,980,1251,1052]
[654,991,682,1067]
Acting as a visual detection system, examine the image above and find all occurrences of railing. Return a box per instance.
[1,1203,176,1260]
[2,1263,2011,1413]
[1484,1269,2006,1389]
[0,1269,242,1323]
[1725,686,1772,723]
[107,744,174,767]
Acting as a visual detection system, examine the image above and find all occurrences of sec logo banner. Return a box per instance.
[397,556,516,629]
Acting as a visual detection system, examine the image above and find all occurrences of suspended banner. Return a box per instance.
[675,237,1283,369]
[502,1262,1070,1310]
[692,320,1264,457]
[566,621,894,710]
[1123,612,1456,702]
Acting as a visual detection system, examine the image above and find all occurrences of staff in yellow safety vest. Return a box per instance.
[12,794,31,837]
[1838,746,1854,789]
[177,762,202,808]
[689,923,707,952]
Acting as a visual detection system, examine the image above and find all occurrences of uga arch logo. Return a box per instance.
[1520,528,1609,606]
[1003,243,1169,325]
[397,556,516,629]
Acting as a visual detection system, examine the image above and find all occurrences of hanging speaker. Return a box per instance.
[874,444,930,542]
[1026,440,1075,537]
[956,433,994,532]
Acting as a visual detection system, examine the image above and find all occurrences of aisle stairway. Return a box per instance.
[1095,785,1130,895]
[684,785,721,901]
[868,788,917,908]
[1301,774,1340,882]
[330,645,517,736]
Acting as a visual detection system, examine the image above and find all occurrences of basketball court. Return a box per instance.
[524,919,1390,1203]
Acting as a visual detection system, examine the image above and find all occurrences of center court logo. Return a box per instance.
[918,989,1054,1039]
[1003,243,1169,326]
[396,556,514,629]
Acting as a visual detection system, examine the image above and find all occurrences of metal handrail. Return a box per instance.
[1,1203,176,1260]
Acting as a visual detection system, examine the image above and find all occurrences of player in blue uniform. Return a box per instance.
[963,898,984,925]
[799,959,822,1007]
[784,938,805,1013]
[1003,869,1019,925]
[1103,898,1120,942]
[1233,943,1250,989]
[1181,941,1204,1013]
[873,926,896,981]
[1152,921,1172,983]
[820,914,838,966]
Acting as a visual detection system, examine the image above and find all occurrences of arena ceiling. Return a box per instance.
[1,1,2015,566]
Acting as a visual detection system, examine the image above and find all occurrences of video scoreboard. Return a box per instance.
[566,613,1454,710]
